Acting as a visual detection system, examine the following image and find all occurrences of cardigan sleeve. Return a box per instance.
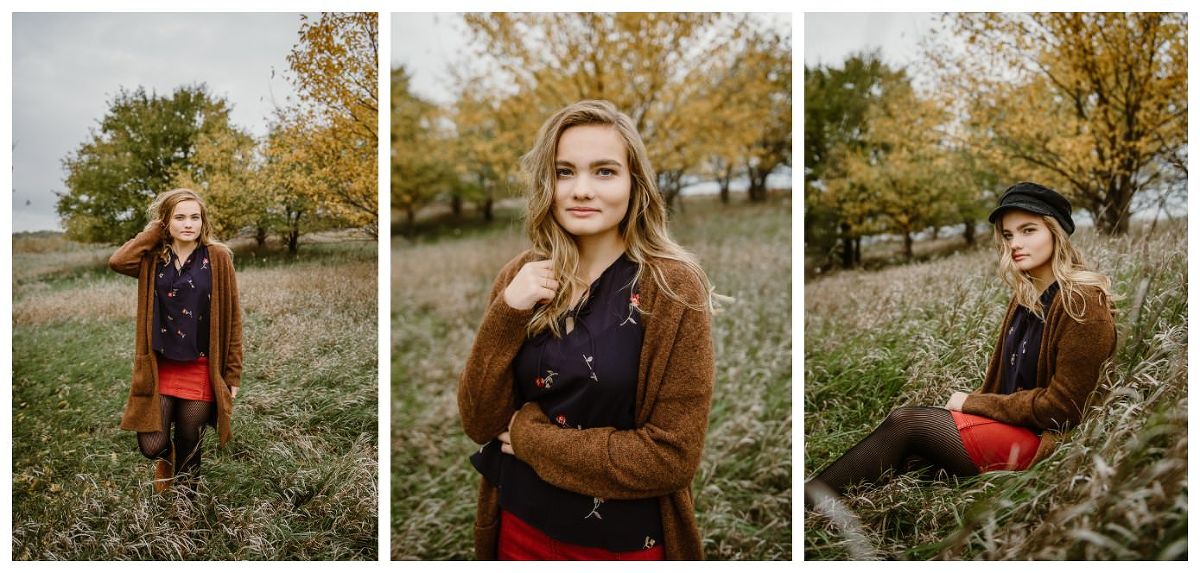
[457,251,537,445]
[219,248,245,388]
[508,273,715,501]
[962,304,1115,431]
[108,227,161,277]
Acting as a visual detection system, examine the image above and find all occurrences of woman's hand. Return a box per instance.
[503,260,558,311]
[945,391,969,411]
[498,410,519,455]
[230,386,239,399]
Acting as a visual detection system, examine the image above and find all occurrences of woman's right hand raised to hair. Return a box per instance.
[503,259,558,311]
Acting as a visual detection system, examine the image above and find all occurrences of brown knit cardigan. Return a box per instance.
[109,227,244,447]
[457,250,715,560]
[962,284,1116,464]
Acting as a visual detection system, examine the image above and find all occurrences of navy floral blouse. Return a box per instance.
[1000,281,1060,398]
[471,254,664,552]
[152,245,212,362]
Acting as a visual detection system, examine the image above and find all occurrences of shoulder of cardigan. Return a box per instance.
[1046,284,1116,327]
[641,256,707,307]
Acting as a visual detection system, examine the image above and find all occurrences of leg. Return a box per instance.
[137,394,174,460]
[807,406,978,498]
[137,395,176,492]
[172,398,213,481]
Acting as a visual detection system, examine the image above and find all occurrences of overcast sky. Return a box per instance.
[11,13,306,233]
[805,13,937,76]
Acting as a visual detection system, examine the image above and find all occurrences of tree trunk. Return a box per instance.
[930,226,940,241]
[482,197,494,222]
[451,194,463,218]
[854,237,862,266]
[903,231,913,261]
[287,211,302,255]
[405,205,415,230]
[718,162,735,205]
[747,168,770,202]
[962,218,976,246]
[840,223,854,269]
[255,226,268,249]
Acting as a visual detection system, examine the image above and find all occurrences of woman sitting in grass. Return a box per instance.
[806,182,1117,505]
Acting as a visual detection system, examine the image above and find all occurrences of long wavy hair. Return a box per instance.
[520,100,714,338]
[147,188,229,263]
[993,214,1117,322]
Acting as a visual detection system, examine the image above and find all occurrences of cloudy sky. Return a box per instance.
[11,13,307,233]
[805,13,937,75]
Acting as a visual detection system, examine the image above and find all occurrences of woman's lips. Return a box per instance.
[566,208,599,218]
[1013,254,1027,261]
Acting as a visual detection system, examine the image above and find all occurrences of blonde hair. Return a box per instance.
[520,100,714,338]
[993,214,1117,322]
[147,188,229,263]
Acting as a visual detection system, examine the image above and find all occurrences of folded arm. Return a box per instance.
[509,301,715,500]
[963,312,1115,431]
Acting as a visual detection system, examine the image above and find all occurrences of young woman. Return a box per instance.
[457,100,717,560]
[806,182,1117,505]
[109,188,243,493]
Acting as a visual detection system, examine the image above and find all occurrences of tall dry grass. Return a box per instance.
[392,198,792,559]
[11,239,378,560]
[804,218,1187,560]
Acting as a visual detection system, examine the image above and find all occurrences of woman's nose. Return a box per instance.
[572,177,594,199]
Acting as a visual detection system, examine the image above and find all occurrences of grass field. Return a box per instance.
[391,197,793,560]
[804,218,1187,560]
[11,234,379,560]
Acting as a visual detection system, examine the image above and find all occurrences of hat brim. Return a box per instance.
[988,201,1056,224]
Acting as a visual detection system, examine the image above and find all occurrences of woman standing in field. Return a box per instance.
[109,188,243,493]
[457,100,717,560]
[806,182,1117,505]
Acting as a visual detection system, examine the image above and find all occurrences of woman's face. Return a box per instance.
[167,200,203,245]
[552,124,632,243]
[1000,210,1054,276]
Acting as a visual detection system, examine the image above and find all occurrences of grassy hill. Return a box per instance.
[804,218,1187,560]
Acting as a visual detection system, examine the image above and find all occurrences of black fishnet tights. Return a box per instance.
[137,395,212,479]
[808,406,979,499]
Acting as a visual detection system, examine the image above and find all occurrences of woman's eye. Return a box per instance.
[597,168,616,177]
[555,168,572,178]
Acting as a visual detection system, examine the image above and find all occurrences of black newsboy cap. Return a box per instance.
[988,181,1075,235]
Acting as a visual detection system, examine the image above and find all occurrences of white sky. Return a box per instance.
[804,13,937,73]
[10,13,306,233]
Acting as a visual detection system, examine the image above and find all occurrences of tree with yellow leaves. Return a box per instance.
[282,12,378,234]
[934,13,1187,234]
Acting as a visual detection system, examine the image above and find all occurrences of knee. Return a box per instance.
[884,407,924,430]
[138,440,169,460]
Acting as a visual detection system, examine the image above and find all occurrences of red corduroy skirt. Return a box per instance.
[157,356,213,402]
[498,510,665,561]
[951,411,1039,472]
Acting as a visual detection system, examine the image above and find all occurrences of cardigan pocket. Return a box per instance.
[130,353,156,396]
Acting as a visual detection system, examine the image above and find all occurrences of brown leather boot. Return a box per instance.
[153,450,174,493]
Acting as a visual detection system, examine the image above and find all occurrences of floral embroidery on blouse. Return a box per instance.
[643,536,656,549]
[582,354,598,382]
[535,370,559,389]
[555,413,568,427]
[585,497,604,520]
[201,257,209,270]
[619,292,641,326]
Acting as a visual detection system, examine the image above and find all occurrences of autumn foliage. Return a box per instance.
[805,13,1186,272]
[391,13,792,232]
